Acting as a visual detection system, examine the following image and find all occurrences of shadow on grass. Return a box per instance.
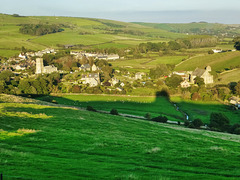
[30,90,240,124]
[33,90,186,122]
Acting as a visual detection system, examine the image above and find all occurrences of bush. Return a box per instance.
[145,113,151,120]
[192,118,203,129]
[110,109,118,115]
[210,113,230,132]
[86,106,97,112]
[151,115,168,123]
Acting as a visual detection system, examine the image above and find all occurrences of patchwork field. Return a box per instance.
[111,55,187,71]
[0,94,240,179]
[0,14,185,58]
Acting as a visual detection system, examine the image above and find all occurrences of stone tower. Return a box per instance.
[36,58,44,74]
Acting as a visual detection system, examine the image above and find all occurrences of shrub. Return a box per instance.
[86,106,97,112]
[110,109,118,115]
[192,118,203,129]
[145,113,151,120]
[151,115,168,123]
[210,113,230,132]
[184,120,190,127]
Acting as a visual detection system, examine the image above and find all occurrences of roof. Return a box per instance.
[192,68,205,77]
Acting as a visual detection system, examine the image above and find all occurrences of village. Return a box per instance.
[0,48,239,109]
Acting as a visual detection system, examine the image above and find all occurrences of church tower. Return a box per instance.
[36,58,44,74]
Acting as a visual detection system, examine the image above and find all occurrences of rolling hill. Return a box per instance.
[0,14,184,58]
[0,94,240,179]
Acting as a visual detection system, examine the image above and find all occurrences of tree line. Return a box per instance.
[19,24,64,36]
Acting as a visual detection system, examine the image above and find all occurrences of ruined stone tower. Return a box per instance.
[36,58,44,74]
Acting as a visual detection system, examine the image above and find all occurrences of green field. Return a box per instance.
[39,94,184,122]
[172,97,240,124]
[38,94,240,125]
[111,55,187,70]
[175,51,240,72]
[216,68,240,84]
[1,94,240,179]
[0,14,187,57]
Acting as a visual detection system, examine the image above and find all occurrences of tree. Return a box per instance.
[210,113,230,132]
[110,109,118,115]
[145,113,151,120]
[235,81,240,95]
[192,119,203,129]
[151,115,168,123]
[165,74,183,88]
[191,92,201,101]
[194,77,205,86]
[233,37,240,50]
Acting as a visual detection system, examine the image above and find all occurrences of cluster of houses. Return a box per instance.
[70,51,120,61]
[229,96,240,109]
[173,66,214,88]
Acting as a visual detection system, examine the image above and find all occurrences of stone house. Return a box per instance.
[135,72,146,80]
[81,73,100,87]
[190,66,214,84]
[110,77,120,86]
[180,80,190,88]
[35,58,58,74]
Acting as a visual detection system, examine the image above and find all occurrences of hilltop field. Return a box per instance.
[1,94,240,179]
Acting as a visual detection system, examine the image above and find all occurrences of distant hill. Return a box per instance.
[133,22,240,37]
[0,14,185,57]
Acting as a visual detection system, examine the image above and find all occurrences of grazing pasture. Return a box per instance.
[0,94,240,179]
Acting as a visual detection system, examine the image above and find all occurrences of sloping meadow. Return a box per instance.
[0,95,240,179]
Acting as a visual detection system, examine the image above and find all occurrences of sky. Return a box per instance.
[1,0,240,23]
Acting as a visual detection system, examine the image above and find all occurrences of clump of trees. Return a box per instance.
[110,109,119,115]
[19,24,64,36]
[233,37,240,50]
[138,36,217,53]
[151,115,168,123]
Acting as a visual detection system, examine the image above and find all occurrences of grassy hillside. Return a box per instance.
[39,94,184,122]
[172,97,240,124]
[37,94,240,125]
[0,94,240,179]
[0,14,184,57]
[134,22,240,37]
[216,68,240,84]
[175,51,240,72]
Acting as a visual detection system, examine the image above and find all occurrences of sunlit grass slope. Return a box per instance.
[175,51,240,72]
[0,94,240,179]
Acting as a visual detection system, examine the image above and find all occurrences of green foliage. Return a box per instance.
[149,64,170,79]
[165,74,183,88]
[86,106,97,112]
[144,113,151,120]
[194,77,205,86]
[19,24,64,36]
[210,113,230,132]
[151,115,168,123]
[110,108,119,115]
[192,118,204,129]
